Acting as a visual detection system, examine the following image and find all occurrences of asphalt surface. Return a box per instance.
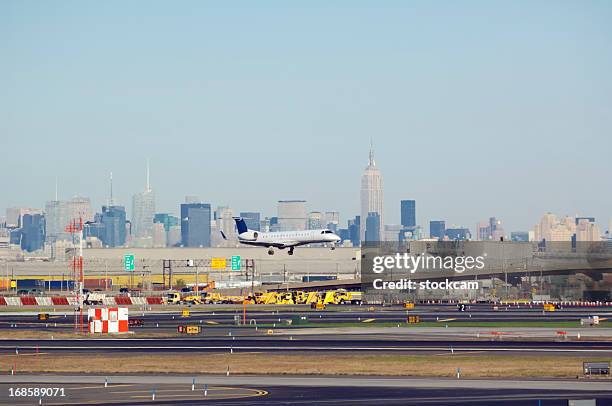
[1,375,612,405]
[0,303,611,333]
[1,337,612,355]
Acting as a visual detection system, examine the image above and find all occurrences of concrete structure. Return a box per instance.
[277,200,307,231]
[360,145,383,242]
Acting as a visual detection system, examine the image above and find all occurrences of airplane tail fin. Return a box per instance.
[233,217,248,234]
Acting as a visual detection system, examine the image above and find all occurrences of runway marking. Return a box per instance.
[433,351,487,356]
[70,384,133,390]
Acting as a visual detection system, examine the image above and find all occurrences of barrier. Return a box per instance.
[115,296,133,305]
[20,297,37,306]
[0,297,6,306]
[102,297,117,306]
[5,297,21,306]
[51,297,69,306]
[131,297,146,305]
[35,297,52,306]
[147,297,163,305]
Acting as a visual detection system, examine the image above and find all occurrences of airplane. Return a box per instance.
[221,217,341,255]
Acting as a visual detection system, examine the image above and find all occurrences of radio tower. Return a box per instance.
[65,218,84,333]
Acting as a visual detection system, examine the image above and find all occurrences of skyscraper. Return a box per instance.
[21,213,45,252]
[360,144,383,242]
[278,200,307,231]
[132,162,155,238]
[180,203,211,247]
[430,220,446,240]
[365,212,381,243]
[100,205,127,247]
[308,211,324,230]
[400,200,416,229]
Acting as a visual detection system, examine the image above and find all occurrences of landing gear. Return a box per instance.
[267,248,275,255]
[288,247,294,256]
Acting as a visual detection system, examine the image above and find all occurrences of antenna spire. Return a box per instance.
[146,159,150,191]
[109,172,114,206]
[368,138,375,167]
[55,176,58,201]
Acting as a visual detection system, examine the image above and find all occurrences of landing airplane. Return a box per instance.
[222,217,341,255]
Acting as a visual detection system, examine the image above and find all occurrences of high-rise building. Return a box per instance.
[365,212,381,243]
[132,162,155,238]
[430,220,445,240]
[575,218,601,241]
[180,203,211,247]
[240,212,261,231]
[152,223,166,248]
[168,225,182,247]
[308,211,324,230]
[5,208,42,229]
[360,144,383,242]
[216,206,236,245]
[400,200,416,229]
[348,216,360,247]
[260,217,271,232]
[534,213,577,241]
[278,200,307,231]
[100,205,127,247]
[45,196,93,241]
[325,211,340,232]
[21,213,45,252]
[153,213,179,232]
[384,224,402,242]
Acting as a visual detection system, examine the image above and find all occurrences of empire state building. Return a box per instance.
[360,145,384,242]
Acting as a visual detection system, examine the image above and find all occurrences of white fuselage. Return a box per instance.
[237,229,340,249]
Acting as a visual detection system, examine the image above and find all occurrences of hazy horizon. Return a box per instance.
[2,1,611,232]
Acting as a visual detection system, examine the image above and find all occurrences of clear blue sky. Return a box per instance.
[1,1,611,232]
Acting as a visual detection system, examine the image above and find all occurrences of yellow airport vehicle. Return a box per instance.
[404,302,415,310]
[181,308,190,317]
[543,303,556,312]
[275,292,295,305]
[166,292,182,304]
[38,313,49,321]
[311,302,326,310]
[408,315,420,324]
[255,292,278,305]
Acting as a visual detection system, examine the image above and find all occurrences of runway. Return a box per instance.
[0,375,611,405]
[2,337,612,354]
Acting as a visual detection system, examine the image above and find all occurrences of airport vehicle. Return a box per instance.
[319,290,362,305]
[254,292,278,304]
[275,292,295,305]
[129,318,144,327]
[223,217,341,255]
[166,291,202,305]
[84,292,106,305]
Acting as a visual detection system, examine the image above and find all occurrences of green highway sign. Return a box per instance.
[231,255,241,271]
[124,254,135,271]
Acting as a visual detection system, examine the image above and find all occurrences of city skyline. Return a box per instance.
[2,2,612,232]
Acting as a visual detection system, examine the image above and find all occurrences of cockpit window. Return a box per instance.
[321,230,333,234]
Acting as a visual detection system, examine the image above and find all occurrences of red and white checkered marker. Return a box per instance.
[88,307,129,333]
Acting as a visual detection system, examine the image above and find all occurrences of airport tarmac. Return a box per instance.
[0,375,611,405]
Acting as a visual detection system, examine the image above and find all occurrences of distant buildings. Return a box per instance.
[348,216,360,247]
[278,200,307,231]
[445,227,471,240]
[153,213,179,247]
[240,212,261,231]
[20,213,45,252]
[180,202,211,247]
[308,211,324,230]
[45,197,93,241]
[476,217,505,241]
[430,220,445,240]
[510,231,529,242]
[534,213,601,242]
[100,205,127,247]
[360,145,384,242]
[325,211,340,232]
[400,200,416,229]
[131,163,155,239]
[364,212,381,243]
